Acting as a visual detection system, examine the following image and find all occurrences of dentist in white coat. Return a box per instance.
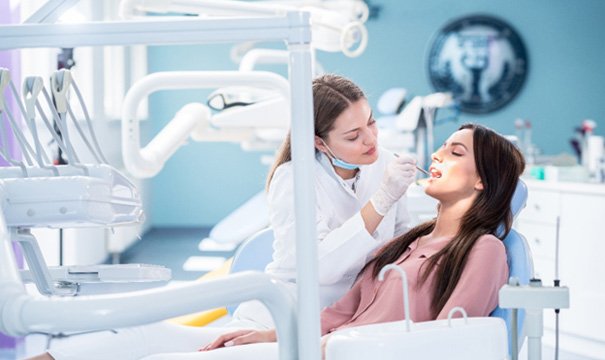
[233,74,417,328]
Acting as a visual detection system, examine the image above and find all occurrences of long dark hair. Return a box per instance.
[361,123,526,317]
[265,74,365,190]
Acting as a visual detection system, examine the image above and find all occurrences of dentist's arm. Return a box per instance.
[266,158,415,286]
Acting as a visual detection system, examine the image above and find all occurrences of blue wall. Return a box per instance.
[148,0,605,227]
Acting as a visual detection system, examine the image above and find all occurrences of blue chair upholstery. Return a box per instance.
[227,227,275,314]
[490,180,534,356]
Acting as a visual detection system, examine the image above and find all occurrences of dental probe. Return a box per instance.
[392,152,431,176]
[415,165,430,176]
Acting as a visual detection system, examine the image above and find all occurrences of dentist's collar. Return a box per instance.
[317,151,361,193]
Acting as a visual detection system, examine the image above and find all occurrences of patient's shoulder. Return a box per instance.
[455,234,508,283]
[469,234,506,261]
[476,233,504,245]
[475,233,505,249]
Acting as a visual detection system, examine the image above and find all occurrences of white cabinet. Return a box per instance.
[516,180,605,358]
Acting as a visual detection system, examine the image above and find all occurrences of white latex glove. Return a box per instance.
[370,155,417,216]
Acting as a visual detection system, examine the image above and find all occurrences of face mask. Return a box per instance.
[320,139,360,170]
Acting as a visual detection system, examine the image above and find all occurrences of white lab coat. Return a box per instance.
[232,147,410,328]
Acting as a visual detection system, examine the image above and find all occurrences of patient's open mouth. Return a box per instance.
[430,167,442,179]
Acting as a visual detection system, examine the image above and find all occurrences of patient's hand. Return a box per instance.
[199,329,277,351]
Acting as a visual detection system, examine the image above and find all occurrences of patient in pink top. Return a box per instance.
[200,122,526,355]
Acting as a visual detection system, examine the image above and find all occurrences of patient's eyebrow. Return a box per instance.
[449,141,468,150]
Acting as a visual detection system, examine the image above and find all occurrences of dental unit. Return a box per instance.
[0,4,318,358]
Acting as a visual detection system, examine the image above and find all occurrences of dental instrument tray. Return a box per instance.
[0,164,144,228]
[20,264,171,296]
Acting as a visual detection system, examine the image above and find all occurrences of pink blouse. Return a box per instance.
[320,234,508,335]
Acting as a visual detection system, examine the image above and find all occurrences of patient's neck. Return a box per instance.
[430,199,472,239]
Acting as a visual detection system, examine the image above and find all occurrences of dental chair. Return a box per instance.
[324,180,532,359]
[226,227,274,314]
[170,227,273,326]
[490,179,533,357]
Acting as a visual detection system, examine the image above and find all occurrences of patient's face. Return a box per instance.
[425,129,482,203]
[316,99,379,166]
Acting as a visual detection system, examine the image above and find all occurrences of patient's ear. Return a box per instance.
[474,179,484,191]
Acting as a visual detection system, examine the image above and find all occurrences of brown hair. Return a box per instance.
[265,74,365,190]
[360,123,526,317]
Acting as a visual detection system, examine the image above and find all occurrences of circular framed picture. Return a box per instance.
[427,14,528,114]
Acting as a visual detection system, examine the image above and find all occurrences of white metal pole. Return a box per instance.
[0,16,297,50]
[288,12,321,358]
[526,308,543,360]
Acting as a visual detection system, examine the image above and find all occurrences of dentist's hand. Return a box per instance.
[199,329,277,351]
[370,154,417,216]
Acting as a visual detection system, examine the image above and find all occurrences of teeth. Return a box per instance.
[430,169,441,178]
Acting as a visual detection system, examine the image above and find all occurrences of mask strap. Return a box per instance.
[319,138,338,159]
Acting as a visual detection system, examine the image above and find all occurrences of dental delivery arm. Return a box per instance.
[0,210,297,360]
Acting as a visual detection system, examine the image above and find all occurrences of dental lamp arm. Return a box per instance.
[120,0,281,19]
[238,47,324,76]
[121,71,289,178]
[121,0,368,57]
[422,92,453,108]
[239,48,290,72]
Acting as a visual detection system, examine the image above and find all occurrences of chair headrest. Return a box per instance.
[496,179,527,238]
[511,179,528,220]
